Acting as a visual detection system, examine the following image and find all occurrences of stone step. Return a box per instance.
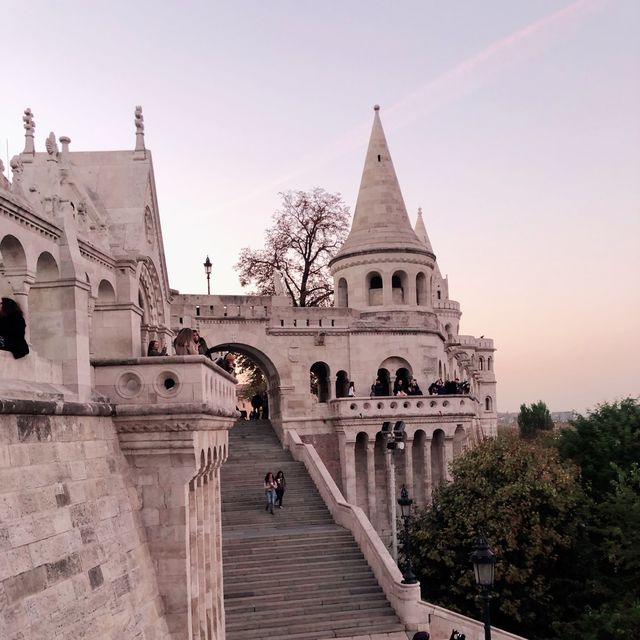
[222,549,363,568]
[223,571,378,594]
[223,558,367,580]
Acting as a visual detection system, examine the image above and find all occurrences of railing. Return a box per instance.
[329,395,477,418]
[92,355,237,415]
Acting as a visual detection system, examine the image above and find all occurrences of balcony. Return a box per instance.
[92,355,237,416]
[329,395,477,419]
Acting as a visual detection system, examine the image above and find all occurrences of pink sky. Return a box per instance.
[1,0,638,412]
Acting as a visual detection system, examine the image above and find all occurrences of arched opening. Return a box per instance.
[355,432,369,517]
[416,272,427,306]
[436,288,442,300]
[337,278,349,308]
[453,425,467,457]
[478,356,485,371]
[431,429,446,490]
[0,234,27,271]
[376,368,391,396]
[393,367,411,395]
[335,370,349,398]
[412,430,427,505]
[367,271,383,306]
[207,341,282,421]
[310,361,330,403]
[445,323,453,342]
[29,252,62,360]
[485,396,493,412]
[98,279,116,303]
[438,360,442,379]
[487,356,492,371]
[391,271,407,304]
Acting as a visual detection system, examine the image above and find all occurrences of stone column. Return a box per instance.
[404,437,414,498]
[338,431,357,505]
[383,273,394,306]
[444,437,454,482]
[366,440,377,529]
[424,436,432,503]
[115,414,230,640]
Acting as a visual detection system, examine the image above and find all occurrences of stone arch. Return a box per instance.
[487,356,492,371]
[337,278,349,308]
[412,429,427,504]
[379,356,412,395]
[29,251,63,359]
[391,270,407,304]
[310,361,330,403]
[208,342,282,419]
[453,425,467,457]
[335,369,349,398]
[485,396,493,411]
[354,432,369,517]
[416,272,427,306]
[431,429,446,490]
[97,279,116,303]
[0,234,27,272]
[444,323,453,341]
[366,271,383,306]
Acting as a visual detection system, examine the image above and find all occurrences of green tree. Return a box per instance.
[235,188,350,307]
[553,398,640,639]
[410,433,586,639]
[517,400,554,439]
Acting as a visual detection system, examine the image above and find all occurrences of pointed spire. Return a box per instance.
[333,105,428,260]
[134,105,146,159]
[22,108,35,158]
[414,207,435,253]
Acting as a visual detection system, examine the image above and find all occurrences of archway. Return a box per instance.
[431,429,446,490]
[335,370,349,398]
[376,368,391,396]
[208,342,282,421]
[379,356,412,395]
[310,361,330,403]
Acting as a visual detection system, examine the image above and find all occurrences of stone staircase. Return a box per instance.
[221,419,407,640]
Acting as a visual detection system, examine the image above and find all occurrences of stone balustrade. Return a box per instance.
[329,394,477,418]
[91,355,237,415]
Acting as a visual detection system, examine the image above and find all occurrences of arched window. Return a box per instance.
[310,361,330,402]
[367,272,383,306]
[337,278,349,308]
[335,370,349,398]
[487,356,492,371]
[478,356,485,371]
[392,271,407,304]
[485,396,493,411]
[437,289,442,300]
[376,368,391,396]
[416,272,427,306]
[98,280,116,303]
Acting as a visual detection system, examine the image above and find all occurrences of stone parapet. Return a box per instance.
[329,395,477,419]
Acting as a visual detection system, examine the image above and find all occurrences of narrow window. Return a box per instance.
[377,154,381,162]
[196,306,200,316]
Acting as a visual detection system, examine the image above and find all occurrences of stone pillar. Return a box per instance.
[424,436,432,503]
[366,440,377,529]
[444,437,454,482]
[383,273,394,306]
[115,414,230,640]
[404,437,414,498]
[338,431,357,505]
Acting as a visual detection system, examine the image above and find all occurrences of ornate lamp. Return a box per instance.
[470,533,496,640]
[397,485,417,584]
[203,256,212,295]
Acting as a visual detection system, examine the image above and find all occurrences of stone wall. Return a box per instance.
[0,406,171,640]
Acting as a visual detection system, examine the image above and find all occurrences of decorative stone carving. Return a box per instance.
[22,108,35,156]
[45,131,58,156]
[0,160,9,191]
[134,105,145,154]
[9,156,25,196]
[273,269,286,296]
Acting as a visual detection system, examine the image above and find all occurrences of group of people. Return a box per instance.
[250,392,269,420]
[369,376,423,397]
[427,378,470,395]
[0,297,29,360]
[263,470,286,514]
[148,328,236,375]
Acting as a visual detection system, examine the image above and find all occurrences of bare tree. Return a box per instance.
[235,188,350,307]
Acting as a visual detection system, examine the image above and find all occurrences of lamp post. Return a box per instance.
[203,256,212,295]
[397,484,417,584]
[470,533,496,640]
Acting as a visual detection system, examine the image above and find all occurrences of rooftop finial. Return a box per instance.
[45,132,58,157]
[373,104,380,112]
[417,206,423,217]
[134,105,145,154]
[22,108,36,156]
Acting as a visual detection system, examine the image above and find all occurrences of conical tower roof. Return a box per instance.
[332,106,431,262]
[414,207,434,253]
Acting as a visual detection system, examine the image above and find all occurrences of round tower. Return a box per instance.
[330,106,436,312]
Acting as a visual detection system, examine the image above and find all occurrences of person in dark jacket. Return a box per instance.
[0,297,29,359]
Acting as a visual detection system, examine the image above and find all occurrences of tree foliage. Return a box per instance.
[517,400,554,439]
[410,433,585,639]
[235,188,350,307]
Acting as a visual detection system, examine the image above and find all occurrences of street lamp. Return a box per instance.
[203,256,212,295]
[470,533,496,640]
[397,484,417,584]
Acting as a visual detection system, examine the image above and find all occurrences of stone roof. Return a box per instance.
[332,106,430,262]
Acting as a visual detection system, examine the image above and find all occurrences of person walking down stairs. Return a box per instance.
[274,470,286,509]
[264,471,277,514]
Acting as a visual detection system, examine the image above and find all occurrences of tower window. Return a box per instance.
[377,154,381,162]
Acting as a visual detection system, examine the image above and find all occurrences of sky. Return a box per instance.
[1,0,638,413]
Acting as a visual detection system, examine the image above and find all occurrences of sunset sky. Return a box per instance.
[1,0,638,413]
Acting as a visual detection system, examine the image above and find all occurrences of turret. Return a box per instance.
[330,106,436,311]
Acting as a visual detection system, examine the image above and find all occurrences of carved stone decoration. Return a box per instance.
[144,206,155,245]
[273,269,286,296]
[45,132,58,156]
[22,108,35,156]
[0,160,9,191]
[134,105,146,154]
[9,156,25,196]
